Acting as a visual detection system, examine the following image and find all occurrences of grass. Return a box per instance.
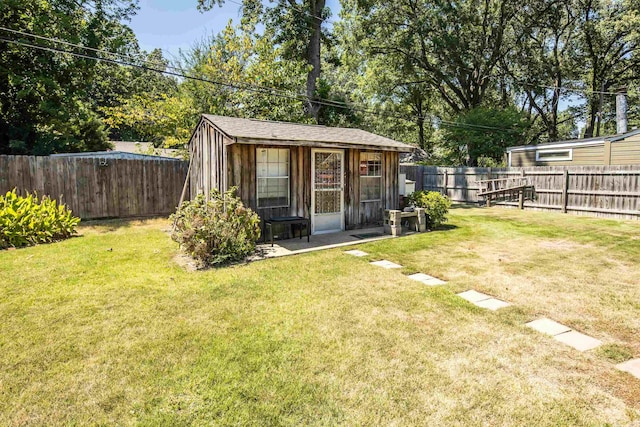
[1,208,639,425]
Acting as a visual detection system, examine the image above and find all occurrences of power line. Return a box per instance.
[0,30,525,134]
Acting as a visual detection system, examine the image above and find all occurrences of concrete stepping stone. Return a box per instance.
[457,290,491,303]
[553,330,602,352]
[616,359,640,379]
[407,273,446,286]
[526,318,572,336]
[474,298,511,311]
[370,260,402,269]
[344,249,368,257]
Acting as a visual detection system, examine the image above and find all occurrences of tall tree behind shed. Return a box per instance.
[197,0,330,123]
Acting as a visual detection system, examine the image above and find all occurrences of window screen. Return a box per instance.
[360,152,382,201]
[257,148,289,208]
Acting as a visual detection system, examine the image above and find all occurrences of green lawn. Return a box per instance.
[1,208,639,425]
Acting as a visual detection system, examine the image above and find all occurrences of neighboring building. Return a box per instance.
[187,115,414,234]
[51,151,182,161]
[110,141,181,158]
[506,129,640,167]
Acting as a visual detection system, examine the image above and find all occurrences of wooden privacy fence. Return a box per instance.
[0,155,189,219]
[400,164,640,220]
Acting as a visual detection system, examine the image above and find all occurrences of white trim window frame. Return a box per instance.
[256,147,290,208]
[535,148,573,162]
[359,152,382,202]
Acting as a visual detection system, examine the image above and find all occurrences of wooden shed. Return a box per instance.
[506,129,640,167]
[187,115,413,234]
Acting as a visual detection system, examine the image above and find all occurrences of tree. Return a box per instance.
[349,0,520,115]
[579,0,640,137]
[181,20,309,122]
[197,0,332,123]
[0,0,140,154]
[443,106,530,166]
[504,0,581,142]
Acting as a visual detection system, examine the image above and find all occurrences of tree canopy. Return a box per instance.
[2,0,640,164]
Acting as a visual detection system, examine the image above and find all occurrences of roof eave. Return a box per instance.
[234,136,414,152]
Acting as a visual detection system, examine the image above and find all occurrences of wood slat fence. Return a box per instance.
[0,155,189,220]
[400,164,640,220]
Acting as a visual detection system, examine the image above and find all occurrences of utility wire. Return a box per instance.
[0,30,526,134]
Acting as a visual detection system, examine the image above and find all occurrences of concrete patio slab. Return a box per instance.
[344,249,369,257]
[553,330,602,351]
[525,318,572,336]
[254,227,391,259]
[473,298,511,311]
[370,260,403,269]
[457,290,491,303]
[406,273,447,286]
[616,359,640,379]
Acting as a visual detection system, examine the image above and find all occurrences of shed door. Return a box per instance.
[311,149,344,234]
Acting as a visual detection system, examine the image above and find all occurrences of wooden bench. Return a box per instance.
[264,216,310,247]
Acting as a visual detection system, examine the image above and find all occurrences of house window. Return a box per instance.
[257,148,289,208]
[360,152,382,201]
[536,149,572,162]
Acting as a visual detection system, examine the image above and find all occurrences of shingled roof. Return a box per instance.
[201,114,414,152]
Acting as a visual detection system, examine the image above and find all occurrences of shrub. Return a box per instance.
[406,190,452,229]
[170,188,261,267]
[0,189,80,249]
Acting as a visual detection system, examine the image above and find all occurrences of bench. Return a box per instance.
[384,209,427,236]
[264,216,311,247]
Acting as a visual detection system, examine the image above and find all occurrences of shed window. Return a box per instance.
[536,149,572,161]
[360,152,382,201]
[257,148,289,208]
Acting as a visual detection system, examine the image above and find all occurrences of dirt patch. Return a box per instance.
[172,253,200,272]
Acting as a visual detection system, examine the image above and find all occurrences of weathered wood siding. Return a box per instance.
[402,164,640,220]
[189,118,230,198]
[190,116,404,229]
[221,144,400,228]
[345,150,399,228]
[225,144,312,223]
[0,155,188,219]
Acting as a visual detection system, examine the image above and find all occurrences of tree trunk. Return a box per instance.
[305,0,325,123]
[595,82,605,137]
[549,76,561,141]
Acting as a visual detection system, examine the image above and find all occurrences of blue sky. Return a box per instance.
[129,0,341,61]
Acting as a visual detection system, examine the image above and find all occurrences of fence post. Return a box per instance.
[562,170,569,213]
[518,190,524,210]
[442,170,448,196]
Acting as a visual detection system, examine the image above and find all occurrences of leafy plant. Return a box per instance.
[406,190,452,229]
[0,189,80,249]
[170,188,261,267]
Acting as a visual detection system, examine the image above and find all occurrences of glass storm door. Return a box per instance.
[311,149,344,234]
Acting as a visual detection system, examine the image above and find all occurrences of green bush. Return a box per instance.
[170,188,261,267]
[0,189,80,249]
[406,190,452,229]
